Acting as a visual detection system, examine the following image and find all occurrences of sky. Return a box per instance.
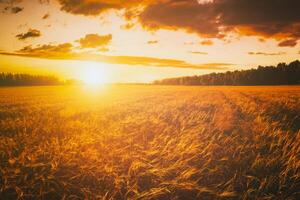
[0,0,299,83]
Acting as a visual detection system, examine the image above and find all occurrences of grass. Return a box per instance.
[0,85,299,199]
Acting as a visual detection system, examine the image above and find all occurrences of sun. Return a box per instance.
[80,62,108,85]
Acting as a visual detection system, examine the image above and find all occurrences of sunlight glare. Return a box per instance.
[81,62,108,86]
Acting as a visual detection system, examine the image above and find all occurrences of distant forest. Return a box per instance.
[0,73,64,86]
[154,60,300,86]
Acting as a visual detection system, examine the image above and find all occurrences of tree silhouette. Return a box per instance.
[0,73,63,86]
[154,60,300,86]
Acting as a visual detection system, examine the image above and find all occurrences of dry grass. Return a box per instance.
[0,85,299,200]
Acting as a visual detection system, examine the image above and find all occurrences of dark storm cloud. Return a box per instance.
[16,29,41,40]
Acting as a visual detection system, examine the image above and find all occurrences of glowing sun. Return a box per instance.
[81,62,108,85]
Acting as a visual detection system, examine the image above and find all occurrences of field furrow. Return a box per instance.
[0,86,299,200]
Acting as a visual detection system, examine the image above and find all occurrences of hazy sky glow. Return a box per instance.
[0,0,299,83]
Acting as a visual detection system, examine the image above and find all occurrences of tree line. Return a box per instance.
[154,60,300,86]
[0,73,64,86]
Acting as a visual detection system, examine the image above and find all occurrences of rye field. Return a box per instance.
[0,85,299,200]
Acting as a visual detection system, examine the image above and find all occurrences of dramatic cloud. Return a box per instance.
[248,52,286,56]
[57,0,147,16]
[54,0,300,44]
[78,34,112,48]
[189,51,208,55]
[16,29,41,40]
[139,0,221,38]
[139,0,300,40]
[0,42,232,70]
[278,39,298,47]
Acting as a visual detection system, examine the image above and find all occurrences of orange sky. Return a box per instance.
[0,0,299,83]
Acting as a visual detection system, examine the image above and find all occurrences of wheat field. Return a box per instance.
[0,85,299,200]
